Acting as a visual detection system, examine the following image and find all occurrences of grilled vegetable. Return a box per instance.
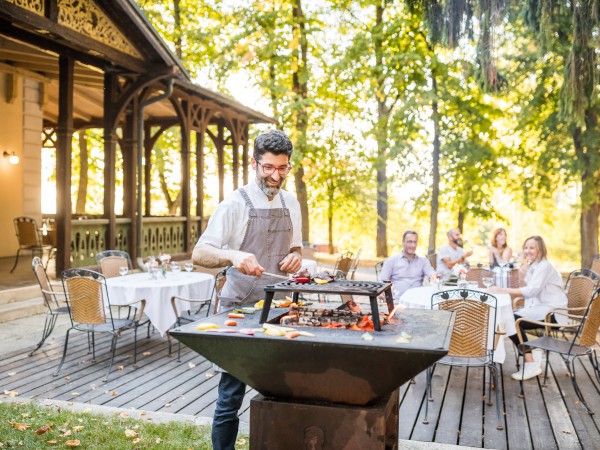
[228,313,245,319]
[196,323,219,330]
[224,319,237,326]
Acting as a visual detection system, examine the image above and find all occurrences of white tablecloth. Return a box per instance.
[105,272,214,336]
[399,286,516,364]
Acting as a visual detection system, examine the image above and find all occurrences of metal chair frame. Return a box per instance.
[514,287,600,414]
[425,289,503,430]
[29,256,70,356]
[333,251,354,278]
[96,250,133,278]
[55,268,145,381]
[10,216,53,273]
[169,267,227,361]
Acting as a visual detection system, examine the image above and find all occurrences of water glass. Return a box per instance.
[482,277,494,289]
[184,262,194,273]
[118,266,128,277]
[171,263,181,276]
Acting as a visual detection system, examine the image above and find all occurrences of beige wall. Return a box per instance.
[0,72,43,258]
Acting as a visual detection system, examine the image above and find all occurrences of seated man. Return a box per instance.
[379,231,436,298]
[436,228,473,277]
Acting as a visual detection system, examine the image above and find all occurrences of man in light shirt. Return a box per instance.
[436,228,473,277]
[379,231,436,298]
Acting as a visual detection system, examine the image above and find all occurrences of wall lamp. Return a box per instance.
[3,151,20,165]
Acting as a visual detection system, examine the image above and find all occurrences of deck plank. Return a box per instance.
[434,366,466,445]
[459,366,484,448]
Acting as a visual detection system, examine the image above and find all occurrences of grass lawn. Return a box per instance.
[0,399,250,449]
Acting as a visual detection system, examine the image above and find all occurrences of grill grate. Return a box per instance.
[260,279,394,331]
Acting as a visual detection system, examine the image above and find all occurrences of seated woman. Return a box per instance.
[490,235,567,381]
[488,227,513,268]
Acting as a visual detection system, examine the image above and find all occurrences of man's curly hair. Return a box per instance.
[253,130,293,161]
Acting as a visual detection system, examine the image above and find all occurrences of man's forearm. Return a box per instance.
[192,244,238,268]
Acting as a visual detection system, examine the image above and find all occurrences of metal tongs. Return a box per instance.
[260,272,291,280]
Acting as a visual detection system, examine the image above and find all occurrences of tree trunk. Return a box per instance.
[327,187,334,254]
[75,130,88,214]
[457,208,465,233]
[428,69,440,254]
[173,0,183,59]
[375,4,388,258]
[292,0,310,242]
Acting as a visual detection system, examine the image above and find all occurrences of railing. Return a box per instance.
[69,216,207,267]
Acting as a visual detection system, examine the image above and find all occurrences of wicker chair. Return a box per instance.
[96,250,133,278]
[29,257,69,356]
[10,216,53,273]
[169,267,227,361]
[55,268,145,382]
[590,256,600,276]
[348,248,361,280]
[465,267,494,288]
[424,289,503,430]
[374,260,384,280]
[514,287,600,414]
[333,251,354,277]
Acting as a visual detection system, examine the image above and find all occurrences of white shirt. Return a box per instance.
[516,259,568,325]
[436,244,465,276]
[195,180,303,251]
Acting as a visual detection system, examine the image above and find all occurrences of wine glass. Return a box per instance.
[171,262,181,277]
[482,276,494,289]
[118,266,129,277]
[184,262,194,273]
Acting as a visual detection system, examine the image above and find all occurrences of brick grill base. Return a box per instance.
[249,389,399,450]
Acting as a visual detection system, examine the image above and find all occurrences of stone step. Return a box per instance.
[0,285,40,306]
[0,297,46,323]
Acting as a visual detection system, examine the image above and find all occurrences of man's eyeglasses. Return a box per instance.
[257,161,292,175]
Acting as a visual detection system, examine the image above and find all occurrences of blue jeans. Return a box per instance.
[212,372,246,450]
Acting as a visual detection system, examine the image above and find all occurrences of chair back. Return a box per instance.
[32,256,61,310]
[577,288,600,347]
[565,269,600,310]
[590,257,600,276]
[465,268,494,288]
[505,268,522,288]
[432,289,496,359]
[212,267,229,314]
[14,216,42,247]
[374,260,384,279]
[348,248,361,280]
[428,253,437,270]
[96,250,132,278]
[334,251,354,276]
[61,269,107,325]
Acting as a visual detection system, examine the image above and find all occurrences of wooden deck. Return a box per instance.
[1,329,600,448]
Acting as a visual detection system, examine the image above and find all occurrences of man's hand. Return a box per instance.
[231,251,265,277]
[279,252,302,274]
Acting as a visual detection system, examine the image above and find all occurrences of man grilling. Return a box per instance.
[192,129,303,450]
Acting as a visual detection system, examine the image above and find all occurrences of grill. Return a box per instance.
[171,283,454,450]
[260,279,395,331]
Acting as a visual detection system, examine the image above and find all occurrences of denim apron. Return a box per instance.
[218,187,293,310]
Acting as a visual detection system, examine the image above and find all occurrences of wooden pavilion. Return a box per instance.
[0,0,275,273]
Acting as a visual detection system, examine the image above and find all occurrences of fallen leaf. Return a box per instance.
[164,403,171,407]
[71,392,80,397]
[9,422,31,431]
[65,440,80,447]
[61,429,72,437]
[155,437,162,444]
[132,438,141,444]
[117,366,124,371]
[236,438,247,445]
[72,425,84,432]
[67,402,73,406]
[119,412,129,418]
[139,411,146,416]
[7,372,16,376]
[47,440,58,445]
[20,413,29,418]
[64,376,71,380]
[4,390,19,397]
[35,424,53,435]
[188,362,196,368]
[205,373,214,378]
[125,429,138,438]
[110,391,118,396]
[142,351,152,356]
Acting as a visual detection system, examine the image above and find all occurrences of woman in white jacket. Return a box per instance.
[490,235,567,380]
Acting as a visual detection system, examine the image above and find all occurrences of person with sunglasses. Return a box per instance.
[192,129,303,450]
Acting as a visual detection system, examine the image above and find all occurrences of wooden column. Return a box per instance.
[179,101,192,251]
[55,56,74,274]
[144,122,153,216]
[196,130,205,228]
[103,73,118,249]
[122,97,139,260]
[232,130,239,190]
[217,123,225,202]
[242,125,249,185]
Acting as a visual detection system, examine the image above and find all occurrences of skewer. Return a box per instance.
[261,272,291,280]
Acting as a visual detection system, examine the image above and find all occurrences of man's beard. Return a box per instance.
[257,175,283,197]
[453,238,464,247]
